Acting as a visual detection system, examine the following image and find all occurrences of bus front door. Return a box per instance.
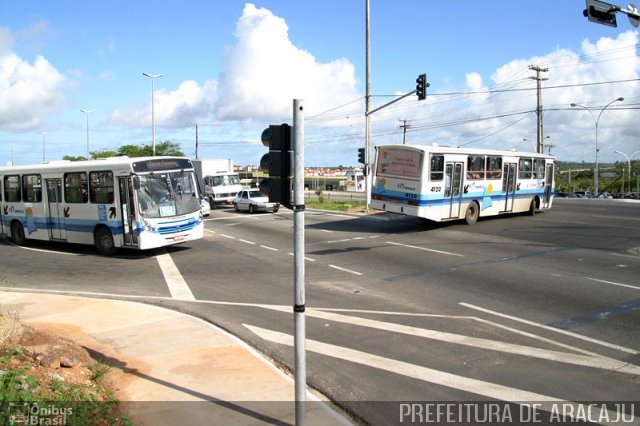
[501,163,517,212]
[444,162,463,219]
[46,179,66,240]
[542,163,554,208]
[119,177,138,246]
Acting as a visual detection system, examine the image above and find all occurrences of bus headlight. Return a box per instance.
[140,218,154,232]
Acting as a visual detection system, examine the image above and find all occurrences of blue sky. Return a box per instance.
[1,1,639,167]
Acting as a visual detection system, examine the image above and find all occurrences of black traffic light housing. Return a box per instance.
[260,124,292,207]
[357,147,365,164]
[416,73,428,101]
[583,0,618,27]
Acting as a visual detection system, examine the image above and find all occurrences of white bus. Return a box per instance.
[371,145,555,224]
[0,156,204,255]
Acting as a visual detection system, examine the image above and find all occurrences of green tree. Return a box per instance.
[89,141,184,159]
[62,155,87,161]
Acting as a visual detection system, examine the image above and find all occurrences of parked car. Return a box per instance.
[200,196,211,217]
[233,189,279,213]
[573,190,593,198]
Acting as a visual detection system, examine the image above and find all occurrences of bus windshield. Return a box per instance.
[135,171,200,218]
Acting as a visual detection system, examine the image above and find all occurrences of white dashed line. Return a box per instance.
[387,241,464,257]
[328,264,363,275]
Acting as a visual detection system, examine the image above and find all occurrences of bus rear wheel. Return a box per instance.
[95,227,118,256]
[10,221,26,245]
[465,201,479,225]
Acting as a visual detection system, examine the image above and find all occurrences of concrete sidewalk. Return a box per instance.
[0,291,352,425]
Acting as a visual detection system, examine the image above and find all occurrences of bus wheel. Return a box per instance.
[95,227,118,256]
[10,221,26,245]
[528,199,537,216]
[465,201,479,225]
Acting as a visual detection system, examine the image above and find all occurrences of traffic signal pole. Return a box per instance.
[292,99,306,425]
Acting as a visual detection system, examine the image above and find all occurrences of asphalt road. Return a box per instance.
[1,198,639,425]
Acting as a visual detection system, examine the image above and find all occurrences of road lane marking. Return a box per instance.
[584,276,640,291]
[219,234,236,239]
[328,265,363,275]
[12,246,80,256]
[244,324,637,424]
[155,249,195,301]
[244,323,560,400]
[238,239,256,245]
[386,241,465,257]
[460,303,638,355]
[302,308,640,375]
[260,245,279,251]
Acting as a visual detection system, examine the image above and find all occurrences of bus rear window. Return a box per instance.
[376,148,422,178]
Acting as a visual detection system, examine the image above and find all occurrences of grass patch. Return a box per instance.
[304,198,366,212]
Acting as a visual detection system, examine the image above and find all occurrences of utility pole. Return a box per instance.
[546,144,556,155]
[529,65,548,154]
[187,122,200,159]
[399,119,411,144]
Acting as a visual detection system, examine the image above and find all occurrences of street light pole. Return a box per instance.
[614,150,639,197]
[142,72,164,156]
[571,97,624,197]
[40,131,47,162]
[80,109,95,159]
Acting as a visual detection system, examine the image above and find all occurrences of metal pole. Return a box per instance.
[143,72,164,156]
[365,0,371,212]
[293,99,306,425]
[41,131,47,162]
[80,109,95,159]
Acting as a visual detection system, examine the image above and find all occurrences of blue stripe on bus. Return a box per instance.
[371,189,548,207]
[3,215,201,235]
[2,215,125,235]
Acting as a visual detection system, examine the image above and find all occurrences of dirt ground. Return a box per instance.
[0,312,117,401]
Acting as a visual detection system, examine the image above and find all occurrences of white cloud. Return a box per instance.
[386,30,640,162]
[0,52,65,131]
[109,79,217,127]
[214,3,360,120]
[465,72,484,90]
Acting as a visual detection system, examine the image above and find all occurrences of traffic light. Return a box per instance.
[259,124,292,207]
[357,148,365,164]
[583,0,618,27]
[416,73,428,101]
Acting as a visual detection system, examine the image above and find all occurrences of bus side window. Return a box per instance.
[486,156,502,179]
[4,175,21,202]
[518,158,532,179]
[430,155,444,181]
[467,155,485,180]
[90,171,114,204]
[533,159,545,179]
[65,172,88,203]
[22,174,42,202]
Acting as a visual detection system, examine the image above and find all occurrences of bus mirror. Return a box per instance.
[133,177,140,190]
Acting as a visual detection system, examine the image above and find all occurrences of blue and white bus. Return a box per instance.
[371,145,555,224]
[0,156,204,254]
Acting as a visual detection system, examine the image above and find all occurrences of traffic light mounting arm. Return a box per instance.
[367,72,429,116]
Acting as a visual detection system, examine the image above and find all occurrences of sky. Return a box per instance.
[1,0,639,167]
